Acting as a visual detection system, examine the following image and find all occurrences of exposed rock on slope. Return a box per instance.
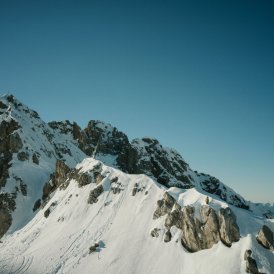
[244,250,260,274]
[256,225,274,251]
[48,117,249,210]
[153,193,240,252]
[0,94,269,245]
[0,158,272,274]
[0,94,86,236]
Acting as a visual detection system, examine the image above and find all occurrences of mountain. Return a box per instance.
[0,94,273,274]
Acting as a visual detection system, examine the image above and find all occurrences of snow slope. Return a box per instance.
[0,158,273,274]
[0,94,86,232]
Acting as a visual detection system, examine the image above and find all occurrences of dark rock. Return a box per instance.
[76,173,92,187]
[0,193,16,238]
[89,243,100,253]
[256,225,274,251]
[32,153,39,165]
[42,160,71,201]
[246,257,259,274]
[117,137,193,189]
[17,151,29,161]
[79,120,129,157]
[244,249,252,261]
[200,177,249,210]
[111,177,118,183]
[44,201,57,218]
[88,185,104,204]
[0,101,8,109]
[164,230,172,242]
[20,182,27,196]
[44,208,50,218]
[132,183,139,196]
[131,183,145,196]
[151,228,161,238]
[33,199,41,212]
[9,132,23,153]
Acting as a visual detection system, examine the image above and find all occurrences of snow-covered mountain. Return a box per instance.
[0,94,273,274]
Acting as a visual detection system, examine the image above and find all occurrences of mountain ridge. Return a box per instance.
[0,93,273,274]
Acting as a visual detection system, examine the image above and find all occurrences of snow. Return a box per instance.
[0,158,273,274]
[1,95,274,273]
[0,95,86,233]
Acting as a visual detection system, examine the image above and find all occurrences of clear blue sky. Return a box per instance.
[1,0,273,203]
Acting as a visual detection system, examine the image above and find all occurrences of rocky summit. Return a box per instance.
[0,94,273,274]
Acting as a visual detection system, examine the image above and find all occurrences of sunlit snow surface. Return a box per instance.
[0,158,273,274]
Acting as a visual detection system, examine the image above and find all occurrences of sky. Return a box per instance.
[0,0,273,203]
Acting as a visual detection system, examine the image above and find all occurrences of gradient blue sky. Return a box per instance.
[1,0,273,202]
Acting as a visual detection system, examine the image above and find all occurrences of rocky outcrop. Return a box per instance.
[0,193,16,238]
[153,192,176,219]
[44,201,57,218]
[87,185,104,204]
[0,107,23,237]
[153,194,240,252]
[200,177,249,210]
[42,160,71,201]
[48,116,250,210]
[33,199,41,212]
[0,118,21,189]
[151,228,161,238]
[32,153,39,165]
[164,230,172,242]
[117,138,194,189]
[256,225,274,251]
[244,250,260,274]
[219,207,240,247]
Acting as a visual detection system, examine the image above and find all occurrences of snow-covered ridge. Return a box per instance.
[0,157,273,274]
[0,94,86,235]
[1,93,273,239]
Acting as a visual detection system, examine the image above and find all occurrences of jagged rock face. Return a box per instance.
[0,116,21,189]
[48,117,250,210]
[256,225,274,251]
[117,138,194,189]
[48,120,82,141]
[179,205,221,252]
[153,192,176,219]
[153,194,240,252]
[83,120,129,157]
[219,207,240,247]
[0,193,16,238]
[200,177,249,210]
[88,185,104,204]
[42,160,71,201]
[244,250,260,274]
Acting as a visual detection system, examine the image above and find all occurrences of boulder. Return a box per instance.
[256,225,274,251]
[219,207,240,247]
[164,230,172,242]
